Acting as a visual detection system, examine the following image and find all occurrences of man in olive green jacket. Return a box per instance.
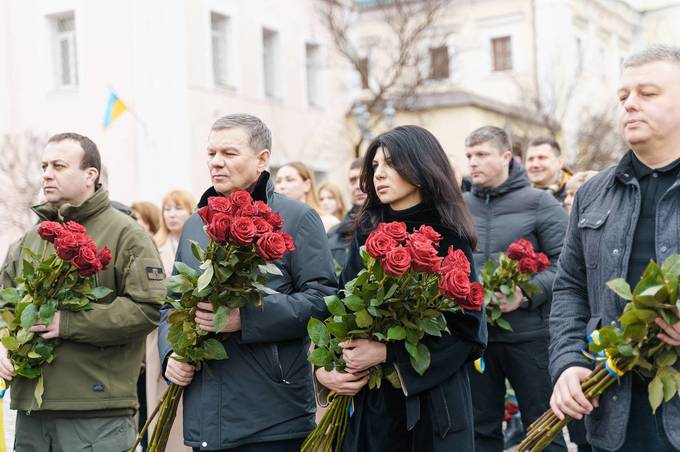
[0,133,165,451]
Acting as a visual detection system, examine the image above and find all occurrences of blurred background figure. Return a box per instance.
[318,182,346,223]
[525,137,572,203]
[563,170,598,214]
[154,190,196,274]
[275,161,340,231]
[131,201,161,235]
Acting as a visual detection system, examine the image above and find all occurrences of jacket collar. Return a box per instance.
[610,150,680,188]
[32,188,112,223]
[471,159,531,198]
[197,171,273,208]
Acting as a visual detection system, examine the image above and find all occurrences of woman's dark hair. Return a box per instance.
[357,125,477,248]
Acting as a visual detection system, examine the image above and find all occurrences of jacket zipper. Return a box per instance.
[484,194,492,260]
[271,344,289,384]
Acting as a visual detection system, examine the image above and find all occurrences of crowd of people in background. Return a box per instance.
[2,44,680,452]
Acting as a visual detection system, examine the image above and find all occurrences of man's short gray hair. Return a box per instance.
[464,126,512,153]
[622,44,680,69]
[211,114,272,152]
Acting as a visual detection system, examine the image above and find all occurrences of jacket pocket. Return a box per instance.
[577,210,610,269]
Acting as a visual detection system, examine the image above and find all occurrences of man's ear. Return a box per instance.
[87,168,99,188]
[256,149,271,173]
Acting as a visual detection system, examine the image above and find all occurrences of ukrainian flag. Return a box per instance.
[102,91,128,128]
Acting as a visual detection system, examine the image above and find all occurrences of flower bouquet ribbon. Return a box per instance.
[518,255,680,451]
[131,191,294,452]
[302,222,483,452]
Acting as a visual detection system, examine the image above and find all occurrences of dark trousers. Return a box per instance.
[592,383,677,452]
[192,438,304,452]
[469,338,567,452]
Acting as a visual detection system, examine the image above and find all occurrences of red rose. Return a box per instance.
[266,212,284,230]
[206,213,232,243]
[440,246,471,276]
[534,253,549,272]
[63,221,86,234]
[229,217,257,245]
[377,222,408,243]
[382,247,412,276]
[97,246,113,268]
[72,246,102,277]
[253,217,274,235]
[507,239,535,261]
[256,232,288,261]
[229,190,253,207]
[414,225,442,245]
[518,257,539,274]
[365,231,398,259]
[237,204,259,217]
[281,232,295,252]
[253,201,272,217]
[197,206,213,225]
[439,269,471,300]
[407,239,442,273]
[460,281,484,311]
[208,196,233,214]
[54,232,82,261]
[37,221,64,243]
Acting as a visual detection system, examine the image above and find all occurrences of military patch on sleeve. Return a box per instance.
[146,266,166,281]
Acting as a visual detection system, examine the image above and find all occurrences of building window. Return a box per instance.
[357,57,369,89]
[51,12,78,88]
[262,28,281,99]
[305,43,322,107]
[491,36,512,72]
[211,12,231,87]
[429,45,449,80]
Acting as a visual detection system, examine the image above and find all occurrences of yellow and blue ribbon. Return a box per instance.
[582,330,625,378]
[474,357,485,374]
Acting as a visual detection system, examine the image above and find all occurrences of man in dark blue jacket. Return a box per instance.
[463,126,568,452]
[158,114,337,451]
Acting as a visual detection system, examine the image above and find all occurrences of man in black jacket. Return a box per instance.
[463,126,568,452]
[158,114,337,451]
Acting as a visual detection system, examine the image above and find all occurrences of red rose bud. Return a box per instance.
[229,190,253,207]
[534,253,549,272]
[256,232,288,261]
[206,213,232,243]
[63,221,87,234]
[237,204,259,217]
[72,246,102,277]
[377,221,409,243]
[266,212,284,230]
[37,221,64,243]
[440,246,471,276]
[97,246,113,268]
[229,217,257,245]
[253,217,274,235]
[365,231,398,259]
[462,281,484,311]
[414,225,442,245]
[407,239,443,273]
[507,239,535,261]
[382,247,412,276]
[281,232,295,252]
[207,196,233,214]
[198,206,213,225]
[253,200,272,217]
[440,269,471,300]
[54,232,82,261]
[518,256,539,274]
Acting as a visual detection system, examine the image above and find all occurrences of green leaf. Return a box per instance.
[607,278,633,301]
[1,335,19,351]
[649,375,664,414]
[325,296,346,316]
[20,304,37,329]
[656,349,678,367]
[0,288,21,305]
[166,275,194,294]
[38,302,57,325]
[408,343,431,375]
[422,318,443,337]
[327,321,348,340]
[90,286,113,300]
[16,328,34,344]
[385,283,398,299]
[662,255,680,279]
[196,261,214,292]
[387,326,407,340]
[660,369,678,403]
[307,318,331,347]
[34,374,44,407]
[308,347,333,367]
[213,305,230,333]
[1,310,16,330]
[252,282,278,295]
[499,284,511,295]
[174,261,198,278]
[344,295,365,312]
[190,241,205,261]
[203,338,228,360]
[496,318,513,331]
[355,309,373,328]
[385,368,401,389]
[405,342,420,361]
[617,344,634,357]
[168,309,190,324]
[258,263,283,277]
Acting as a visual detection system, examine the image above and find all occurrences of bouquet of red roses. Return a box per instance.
[0,221,113,406]
[135,190,294,452]
[479,239,549,331]
[302,221,482,452]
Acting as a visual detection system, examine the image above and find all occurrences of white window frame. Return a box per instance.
[262,27,282,99]
[50,12,78,89]
[305,42,322,107]
[210,12,232,88]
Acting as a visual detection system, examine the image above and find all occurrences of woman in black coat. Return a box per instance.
[315,125,488,452]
